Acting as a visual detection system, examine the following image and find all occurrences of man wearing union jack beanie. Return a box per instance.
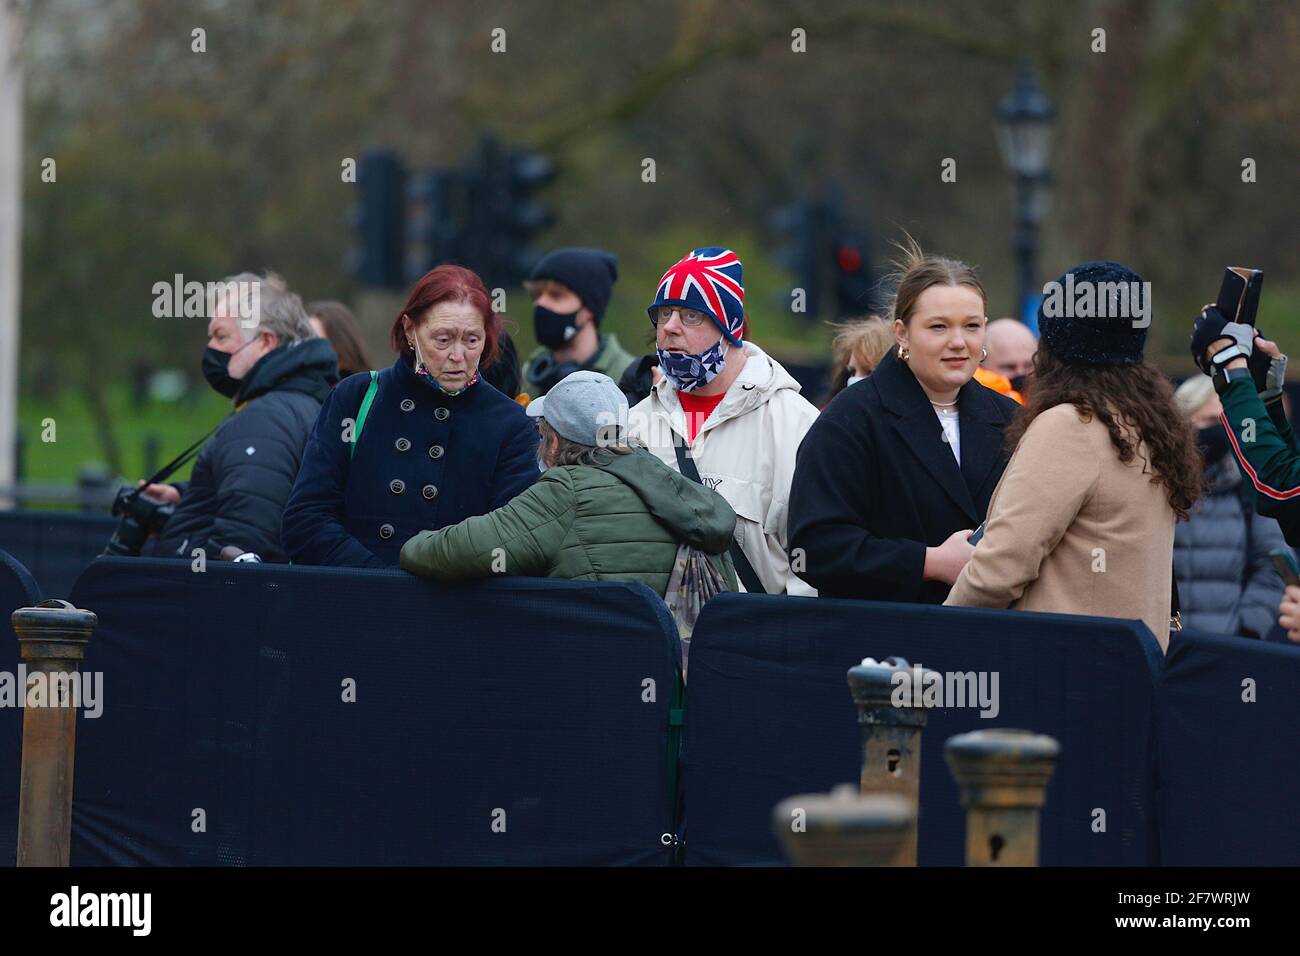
[625,247,820,596]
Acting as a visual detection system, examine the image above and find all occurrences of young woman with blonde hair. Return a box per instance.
[789,240,1020,601]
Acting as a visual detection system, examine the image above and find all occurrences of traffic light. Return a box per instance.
[352,137,556,291]
[462,133,557,288]
[347,149,406,289]
[770,199,822,320]
[833,229,874,318]
[496,146,556,286]
[405,168,462,283]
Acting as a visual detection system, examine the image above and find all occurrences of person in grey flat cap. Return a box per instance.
[400,370,738,596]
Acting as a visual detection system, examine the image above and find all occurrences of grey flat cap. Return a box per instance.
[526,370,629,447]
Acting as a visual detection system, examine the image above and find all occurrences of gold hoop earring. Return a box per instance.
[897,343,910,362]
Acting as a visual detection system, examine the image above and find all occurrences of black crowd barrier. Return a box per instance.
[2,551,1300,866]
[682,593,1165,866]
[0,548,43,865]
[52,557,681,865]
[1160,630,1300,865]
[0,511,117,602]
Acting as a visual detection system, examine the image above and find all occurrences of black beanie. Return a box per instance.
[528,247,619,324]
[1037,260,1150,366]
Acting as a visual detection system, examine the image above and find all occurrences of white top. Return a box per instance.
[935,407,961,464]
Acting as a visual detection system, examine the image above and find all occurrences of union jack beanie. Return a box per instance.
[646,247,746,346]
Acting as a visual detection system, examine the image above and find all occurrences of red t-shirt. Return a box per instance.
[679,391,726,443]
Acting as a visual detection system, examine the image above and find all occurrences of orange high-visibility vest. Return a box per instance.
[973,366,1024,405]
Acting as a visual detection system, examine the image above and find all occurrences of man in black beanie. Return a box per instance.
[523,247,637,396]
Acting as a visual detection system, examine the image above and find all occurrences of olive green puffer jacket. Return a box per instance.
[399,447,738,596]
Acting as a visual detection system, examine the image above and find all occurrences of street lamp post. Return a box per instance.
[996,61,1055,327]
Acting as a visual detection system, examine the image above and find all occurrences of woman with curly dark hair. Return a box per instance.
[945,261,1202,649]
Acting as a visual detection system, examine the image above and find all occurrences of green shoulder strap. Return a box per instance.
[349,371,379,460]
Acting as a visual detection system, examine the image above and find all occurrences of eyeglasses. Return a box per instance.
[650,306,709,328]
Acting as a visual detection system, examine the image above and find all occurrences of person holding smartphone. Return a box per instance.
[1193,307,1300,644]
[1190,306,1299,544]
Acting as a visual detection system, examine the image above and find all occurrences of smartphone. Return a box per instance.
[1215,267,1265,326]
[1270,546,1300,587]
[967,523,985,547]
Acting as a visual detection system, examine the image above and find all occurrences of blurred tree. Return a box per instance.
[16,0,1299,462]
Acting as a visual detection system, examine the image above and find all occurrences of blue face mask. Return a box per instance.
[656,338,729,393]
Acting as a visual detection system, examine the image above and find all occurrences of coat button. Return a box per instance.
[379,523,394,540]
[400,398,415,412]
[390,479,405,495]
[434,407,450,421]
[428,444,445,459]
[422,484,438,500]
[395,437,411,452]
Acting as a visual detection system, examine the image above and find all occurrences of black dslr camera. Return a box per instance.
[102,424,218,556]
[104,485,177,557]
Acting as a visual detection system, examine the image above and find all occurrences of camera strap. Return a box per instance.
[125,419,225,504]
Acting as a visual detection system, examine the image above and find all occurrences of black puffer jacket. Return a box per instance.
[151,338,338,562]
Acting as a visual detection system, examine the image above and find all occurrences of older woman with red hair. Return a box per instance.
[282,265,539,567]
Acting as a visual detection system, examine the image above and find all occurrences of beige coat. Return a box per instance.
[945,403,1175,650]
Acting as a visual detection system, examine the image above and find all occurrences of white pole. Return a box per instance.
[0,0,24,504]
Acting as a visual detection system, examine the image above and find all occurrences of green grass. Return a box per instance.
[17,384,232,487]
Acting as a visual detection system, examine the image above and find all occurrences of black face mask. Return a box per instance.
[202,347,240,398]
[533,304,582,350]
[1197,424,1232,465]
[202,339,259,399]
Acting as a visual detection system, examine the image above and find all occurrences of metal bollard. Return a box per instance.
[11,599,97,866]
[773,785,915,867]
[944,728,1060,867]
[846,656,932,865]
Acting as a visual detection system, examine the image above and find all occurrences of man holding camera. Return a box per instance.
[140,272,338,562]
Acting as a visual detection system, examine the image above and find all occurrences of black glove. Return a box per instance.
[1191,305,1228,374]
[1191,305,1255,375]
[1247,329,1273,393]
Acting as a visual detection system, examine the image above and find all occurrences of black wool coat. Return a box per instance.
[281,354,540,568]
[787,348,1020,603]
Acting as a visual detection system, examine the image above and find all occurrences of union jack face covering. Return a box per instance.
[656,337,730,392]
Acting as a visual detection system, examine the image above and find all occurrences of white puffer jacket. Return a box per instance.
[627,342,819,596]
